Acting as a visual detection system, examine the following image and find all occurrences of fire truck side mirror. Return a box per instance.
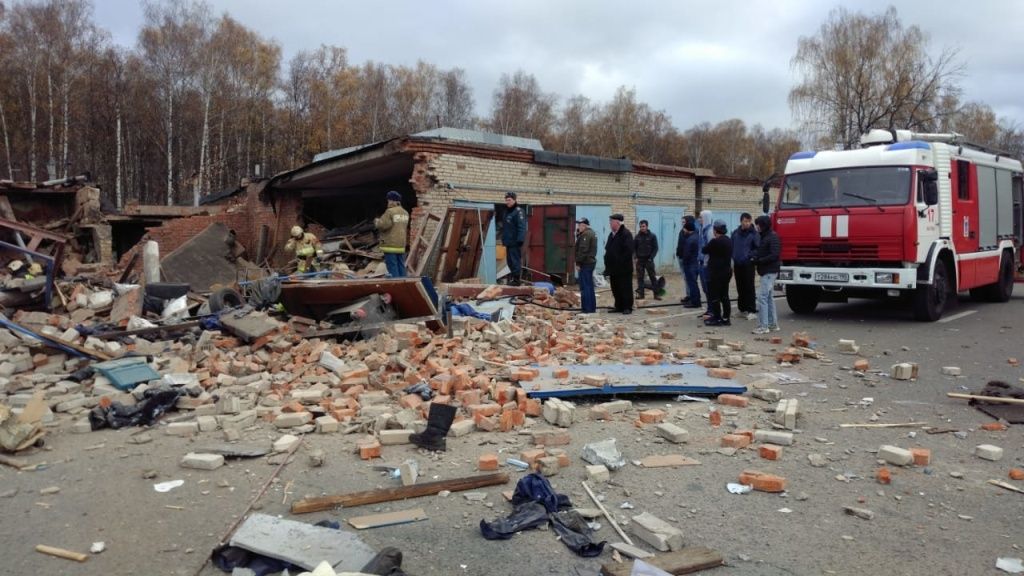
[919,169,939,206]
[761,173,779,214]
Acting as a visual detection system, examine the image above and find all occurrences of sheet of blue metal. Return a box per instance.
[519,363,745,398]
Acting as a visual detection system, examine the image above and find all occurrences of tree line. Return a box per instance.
[0,1,1018,208]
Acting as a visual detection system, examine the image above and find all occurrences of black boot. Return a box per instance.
[409,403,457,451]
[361,546,408,575]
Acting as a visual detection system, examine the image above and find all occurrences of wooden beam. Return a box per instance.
[600,547,724,576]
[947,392,1024,406]
[290,472,509,514]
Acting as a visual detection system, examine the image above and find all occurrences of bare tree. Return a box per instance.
[485,70,556,140]
[433,68,475,129]
[789,6,963,149]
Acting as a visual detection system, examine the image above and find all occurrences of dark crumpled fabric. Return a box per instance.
[479,501,549,540]
[88,387,182,430]
[480,473,606,557]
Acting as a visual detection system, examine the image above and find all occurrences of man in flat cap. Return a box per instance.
[604,213,634,314]
[574,217,598,313]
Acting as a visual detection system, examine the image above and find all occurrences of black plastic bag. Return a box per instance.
[550,509,606,557]
[479,501,550,540]
[89,387,181,430]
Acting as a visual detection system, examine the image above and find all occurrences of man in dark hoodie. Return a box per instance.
[604,213,634,314]
[752,214,782,334]
[633,220,660,300]
[731,213,760,319]
[678,218,701,308]
[702,219,733,326]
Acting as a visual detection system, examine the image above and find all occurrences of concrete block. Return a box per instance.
[197,415,219,432]
[751,388,783,403]
[379,429,413,445]
[753,430,794,446]
[274,412,312,428]
[181,452,225,470]
[315,415,339,433]
[596,399,632,414]
[878,445,914,466]
[542,398,576,427]
[890,363,916,380]
[537,456,560,476]
[941,366,962,376]
[838,339,859,354]
[71,419,92,434]
[774,398,799,429]
[273,434,300,453]
[741,354,762,365]
[630,512,684,552]
[448,419,475,437]
[166,422,199,437]
[975,444,1004,461]
[655,422,689,444]
[585,464,610,483]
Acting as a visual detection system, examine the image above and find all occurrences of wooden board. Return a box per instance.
[600,546,724,576]
[521,364,745,398]
[639,455,701,468]
[279,277,442,331]
[291,472,509,514]
[347,508,428,529]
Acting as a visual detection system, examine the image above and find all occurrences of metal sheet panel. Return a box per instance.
[520,364,745,398]
[978,166,998,248]
[636,205,688,270]
[996,168,1013,236]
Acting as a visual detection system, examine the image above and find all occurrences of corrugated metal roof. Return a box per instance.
[411,127,544,151]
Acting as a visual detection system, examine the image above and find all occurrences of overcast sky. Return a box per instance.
[94,0,1024,132]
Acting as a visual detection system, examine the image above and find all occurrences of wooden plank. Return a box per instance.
[600,547,724,576]
[947,393,1024,406]
[639,454,701,468]
[306,315,438,339]
[839,422,927,429]
[35,545,88,563]
[456,210,482,280]
[406,210,445,277]
[439,209,466,282]
[347,508,428,529]
[290,472,509,514]
[988,479,1024,495]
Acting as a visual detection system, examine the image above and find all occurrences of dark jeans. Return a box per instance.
[577,265,596,313]
[683,263,701,306]
[635,258,657,298]
[734,262,756,312]
[699,264,710,311]
[384,253,406,278]
[709,268,733,321]
[609,271,634,312]
[506,245,522,283]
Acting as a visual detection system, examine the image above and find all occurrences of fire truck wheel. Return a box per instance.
[785,285,820,314]
[913,259,948,321]
[971,252,1015,303]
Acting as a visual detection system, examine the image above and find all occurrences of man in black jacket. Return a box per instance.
[604,213,634,314]
[702,220,733,326]
[634,220,661,300]
[502,192,528,285]
[752,215,782,334]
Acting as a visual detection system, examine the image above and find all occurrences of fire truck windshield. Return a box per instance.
[780,166,912,209]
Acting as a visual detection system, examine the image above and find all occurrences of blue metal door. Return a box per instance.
[454,201,497,283]
[575,205,612,271]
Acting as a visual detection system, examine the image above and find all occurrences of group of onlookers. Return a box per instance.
[568,207,781,334]
[675,210,782,334]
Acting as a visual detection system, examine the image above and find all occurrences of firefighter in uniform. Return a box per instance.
[285,225,323,274]
[375,190,410,277]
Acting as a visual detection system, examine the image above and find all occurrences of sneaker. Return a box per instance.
[719,319,731,326]
[769,324,781,332]
[683,302,701,309]
[746,312,758,320]
[752,326,770,335]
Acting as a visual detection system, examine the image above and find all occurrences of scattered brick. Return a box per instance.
[759,445,782,460]
[478,454,499,471]
[716,394,748,407]
[738,470,786,493]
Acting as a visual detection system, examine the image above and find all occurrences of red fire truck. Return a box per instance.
[767,129,1023,321]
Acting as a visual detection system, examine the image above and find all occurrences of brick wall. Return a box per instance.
[418,153,696,226]
[702,180,765,214]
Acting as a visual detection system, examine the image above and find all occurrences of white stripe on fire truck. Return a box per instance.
[820,215,832,238]
[836,215,849,238]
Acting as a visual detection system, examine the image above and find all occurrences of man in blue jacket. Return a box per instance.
[502,192,528,285]
[731,213,760,319]
[679,219,701,308]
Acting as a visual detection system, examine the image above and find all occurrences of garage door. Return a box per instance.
[575,205,612,272]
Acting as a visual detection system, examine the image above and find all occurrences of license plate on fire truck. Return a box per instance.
[814,272,849,282]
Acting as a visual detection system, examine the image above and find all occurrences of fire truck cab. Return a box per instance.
[771,129,1024,321]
